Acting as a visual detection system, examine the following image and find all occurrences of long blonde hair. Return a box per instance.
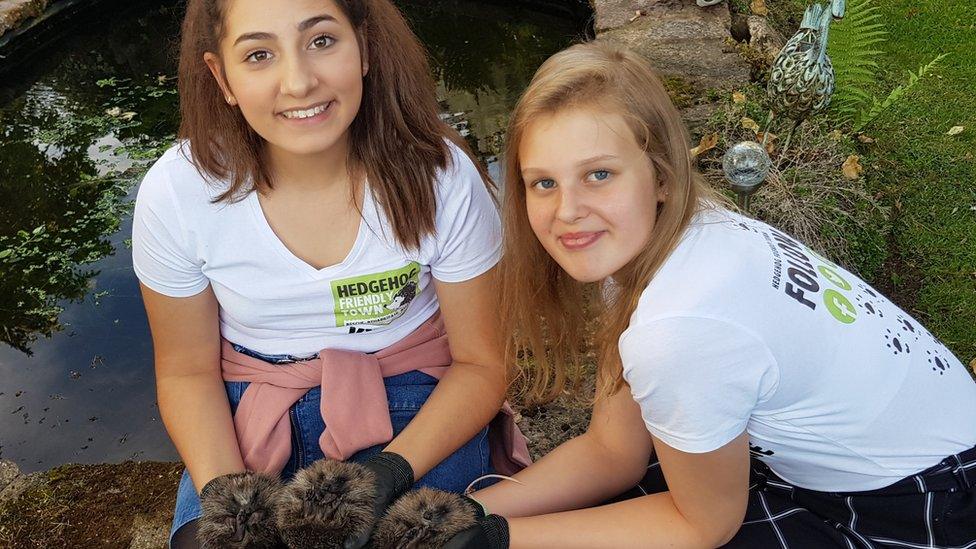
[500,41,718,403]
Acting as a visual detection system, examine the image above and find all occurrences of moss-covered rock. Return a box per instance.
[0,461,183,549]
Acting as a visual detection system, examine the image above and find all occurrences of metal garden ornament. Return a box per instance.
[766,0,846,152]
[723,0,845,212]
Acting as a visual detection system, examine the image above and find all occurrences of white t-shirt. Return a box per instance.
[132,141,500,355]
[620,207,976,491]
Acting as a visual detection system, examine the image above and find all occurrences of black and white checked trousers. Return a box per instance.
[614,445,976,548]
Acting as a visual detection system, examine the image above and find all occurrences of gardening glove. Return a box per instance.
[443,514,510,549]
[344,451,415,549]
[197,471,286,549]
[371,488,486,548]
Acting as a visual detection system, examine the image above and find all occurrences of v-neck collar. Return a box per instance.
[248,182,372,278]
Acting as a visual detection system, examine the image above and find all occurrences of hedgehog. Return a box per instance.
[196,471,285,549]
[372,488,480,549]
[274,458,379,549]
[386,281,418,311]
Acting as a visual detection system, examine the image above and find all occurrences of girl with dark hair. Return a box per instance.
[131,0,528,547]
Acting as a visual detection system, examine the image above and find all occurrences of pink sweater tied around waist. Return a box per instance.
[220,313,531,476]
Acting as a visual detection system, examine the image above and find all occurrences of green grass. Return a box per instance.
[765,0,976,366]
[863,0,976,364]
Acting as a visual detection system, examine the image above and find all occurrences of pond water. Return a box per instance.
[0,0,583,473]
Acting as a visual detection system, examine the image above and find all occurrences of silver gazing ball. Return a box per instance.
[723,141,771,191]
[722,141,772,211]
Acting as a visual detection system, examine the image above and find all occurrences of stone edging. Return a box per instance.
[593,0,750,88]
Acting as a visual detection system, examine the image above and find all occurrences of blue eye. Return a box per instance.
[588,170,611,182]
[533,179,556,190]
[310,35,336,49]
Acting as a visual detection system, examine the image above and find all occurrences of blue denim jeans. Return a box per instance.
[169,344,491,546]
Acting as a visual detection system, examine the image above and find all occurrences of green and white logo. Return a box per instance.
[331,262,421,327]
[823,289,857,324]
[817,264,852,291]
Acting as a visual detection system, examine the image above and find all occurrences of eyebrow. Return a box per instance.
[233,14,338,46]
[575,154,619,165]
[520,154,620,176]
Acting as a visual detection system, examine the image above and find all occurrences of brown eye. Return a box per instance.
[310,35,335,49]
[246,50,271,63]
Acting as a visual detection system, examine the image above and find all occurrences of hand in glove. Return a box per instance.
[275,452,414,549]
[371,488,485,548]
[197,471,286,549]
[442,514,510,549]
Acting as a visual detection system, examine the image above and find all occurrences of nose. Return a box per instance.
[555,185,588,224]
[279,52,317,98]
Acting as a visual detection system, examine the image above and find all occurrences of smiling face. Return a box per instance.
[205,0,366,161]
[519,106,667,283]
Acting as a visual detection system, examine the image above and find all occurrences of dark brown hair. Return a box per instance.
[177,0,488,249]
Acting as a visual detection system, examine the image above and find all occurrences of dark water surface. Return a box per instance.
[0,0,581,472]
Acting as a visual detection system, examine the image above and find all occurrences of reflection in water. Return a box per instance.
[0,0,580,471]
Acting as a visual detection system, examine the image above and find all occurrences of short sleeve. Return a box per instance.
[131,160,209,297]
[619,315,779,453]
[428,144,501,282]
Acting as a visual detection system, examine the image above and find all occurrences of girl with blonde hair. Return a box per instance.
[428,41,976,548]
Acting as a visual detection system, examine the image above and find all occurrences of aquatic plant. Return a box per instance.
[0,76,176,354]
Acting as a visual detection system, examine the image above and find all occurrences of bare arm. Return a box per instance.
[473,379,653,517]
[382,268,508,478]
[505,431,751,548]
[141,283,244,492]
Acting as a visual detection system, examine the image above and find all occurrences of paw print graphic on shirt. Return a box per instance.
[855,293,877,316]
[894,314,921,343]
[884,328,911,356]
[854,292,886,319]
[730,221,762,234]
[926,349,952,375]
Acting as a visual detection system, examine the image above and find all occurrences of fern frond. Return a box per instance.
[852,54,947,132]
[828,0,890,126]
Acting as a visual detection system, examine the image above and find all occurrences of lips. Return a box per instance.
[558,231,605,250]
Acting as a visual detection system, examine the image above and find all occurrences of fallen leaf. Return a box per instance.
[741,117,760,133]
[105,107,121,117]
[947,125,965,136]
[751,0,769,16]
[857,134,875,144]
[842,155,863,180]
[970,357,976,374]
[757,132,778,154]
[828,129,843,141]
[120,112,137,121]
[690,132,720,157]
[732,91,747,104]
